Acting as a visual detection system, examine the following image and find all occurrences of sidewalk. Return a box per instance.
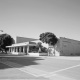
[0,53,80,61]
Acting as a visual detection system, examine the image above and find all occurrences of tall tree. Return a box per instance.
[0,33,15,52]
[39,32,58,55]
[39,32,58,46]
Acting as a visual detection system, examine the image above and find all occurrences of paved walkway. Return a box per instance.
[0,55,80,80]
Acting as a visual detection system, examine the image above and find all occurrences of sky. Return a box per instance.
[0,0,80,41]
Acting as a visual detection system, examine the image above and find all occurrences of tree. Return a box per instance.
[39,32,58,55]
[0,33,15,53]
[37,42,42,53]
[37,42,48,53]
[39,32,58,46]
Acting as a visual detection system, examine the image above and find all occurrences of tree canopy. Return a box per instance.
[39,32,58,46]
[0,33,15,52]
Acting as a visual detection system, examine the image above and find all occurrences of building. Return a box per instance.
[6,37,80,56]
[6,37,48,56]
[58,37,80,56]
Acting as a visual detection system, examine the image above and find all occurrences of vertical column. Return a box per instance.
[9,48,11,52]
[16,47,18,52]
[27,45,29,54]
[25,46,27,55]
[11,47,13,52]
[48,48,49,56]
[19,47,21,53]
[23,46,25,54]
[17,47,19,52]
[14,47,16,52]
[13,47,15,52]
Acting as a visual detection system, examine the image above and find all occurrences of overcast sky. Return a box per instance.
[0,0,80,41]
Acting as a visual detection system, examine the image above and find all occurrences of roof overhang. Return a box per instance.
[6,42,37,48]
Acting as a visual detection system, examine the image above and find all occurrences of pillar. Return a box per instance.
[23,46,25,53]
[9,48,11,52]
[16,47,18,52]
[48,48,50,56]
[25,46,27,54]
[11,47,13,52]
[13,47,15,52]
[19,47,21,53]
[14,47,16,52]
[27,45,29,54]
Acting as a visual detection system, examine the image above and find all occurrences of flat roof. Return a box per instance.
[6,42,37,48]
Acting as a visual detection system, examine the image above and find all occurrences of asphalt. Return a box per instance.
[0,54,80,80]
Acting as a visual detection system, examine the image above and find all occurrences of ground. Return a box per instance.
[0,54,80,80]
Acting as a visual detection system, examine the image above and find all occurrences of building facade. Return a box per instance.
[6,37,80,56]
[58,37,80,56]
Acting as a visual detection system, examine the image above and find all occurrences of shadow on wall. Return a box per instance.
[0,56,44,70]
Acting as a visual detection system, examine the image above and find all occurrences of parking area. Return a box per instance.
[0,55,80,80]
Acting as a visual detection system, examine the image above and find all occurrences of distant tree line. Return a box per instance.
[0,33,15,53]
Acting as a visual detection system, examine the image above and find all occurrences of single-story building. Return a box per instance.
[6,37,48,56]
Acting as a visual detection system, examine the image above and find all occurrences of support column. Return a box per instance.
[16,47,18,52]
[25,46,27,55]
[23,46,25,54]
[48,48,50,56]
[27,45,29,54]
[11,47,13,52]
[13,47,15,52]
[19,47,21,53]
[9,48,11,52]
[14,47,16,52]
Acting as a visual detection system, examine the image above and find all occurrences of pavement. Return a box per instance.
[0,54,80,80]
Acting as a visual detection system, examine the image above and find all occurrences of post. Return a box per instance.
[48,47,50,56]
[19,47,21,53]
[23,46,25,54]
[27,45,29,54]
[16,47,18,52]
[9,48,11,52]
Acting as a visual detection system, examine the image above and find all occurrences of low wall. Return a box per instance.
[7,51,26,55]
[55,50,60,56]
[28,53,48,56]
[39,53,48,56]
[28,53,39,56]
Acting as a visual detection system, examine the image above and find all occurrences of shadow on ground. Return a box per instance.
[0,54,45,70]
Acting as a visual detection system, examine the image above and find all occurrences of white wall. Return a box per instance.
[60,37,80,56]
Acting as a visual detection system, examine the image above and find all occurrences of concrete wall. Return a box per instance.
[28,53,48,56]
[16,36,38,43]
[59,37,80,56]
[39,53,48,56]
[28,53,39,56]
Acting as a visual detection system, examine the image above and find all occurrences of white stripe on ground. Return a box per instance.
[0,60,48,77]
[0,79,46,80]
[0,59,79,79]
[48,56,80,60]
[44,64,80,77]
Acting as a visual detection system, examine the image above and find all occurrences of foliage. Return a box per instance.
[39,32,58,46]
[29,46,39,53]
[0,33,15,52]
[37,42,42,48]
[41,47,48,53]
[29,42,48,53]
